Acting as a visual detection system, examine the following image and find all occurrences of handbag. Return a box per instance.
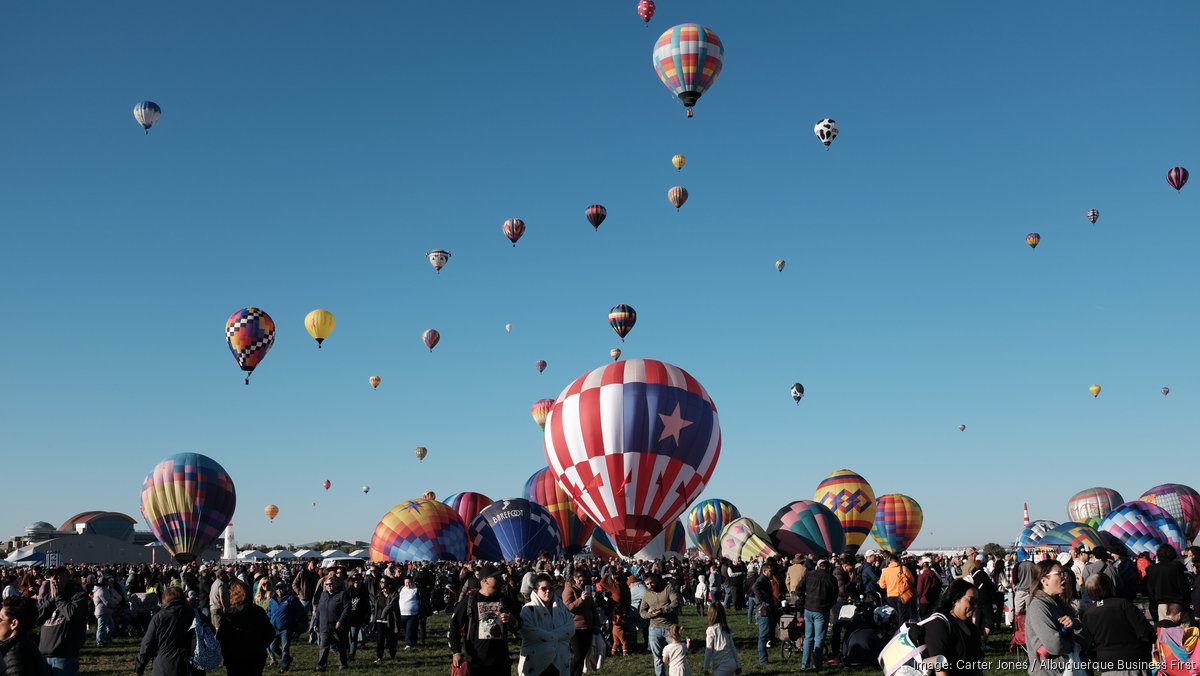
[191,609,224,670]
[451,658,471,676]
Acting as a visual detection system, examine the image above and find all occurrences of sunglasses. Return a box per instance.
[1043,572,1064,578]
[536,587,552,592]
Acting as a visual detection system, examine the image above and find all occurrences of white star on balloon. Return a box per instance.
[658,403,693,446]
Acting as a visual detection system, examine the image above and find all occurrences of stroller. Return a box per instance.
[778,612,804,659]
[840,593,888,668]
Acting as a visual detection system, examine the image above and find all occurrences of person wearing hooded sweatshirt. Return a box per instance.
[92,577,122,648]
[134,586,194,676]
[1,596,52,676]
[518,573,575,676]
[267,582,302,672]
[36,568,88,676]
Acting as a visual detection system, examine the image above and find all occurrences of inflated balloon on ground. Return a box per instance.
[140,452,236,563]
[370,499,467,562]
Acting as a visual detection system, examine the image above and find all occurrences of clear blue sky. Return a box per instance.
[1,2,1197,551]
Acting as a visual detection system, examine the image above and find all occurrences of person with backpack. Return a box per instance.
[879,553,916,623]
[922,579,984,676]
[134,586,195,676]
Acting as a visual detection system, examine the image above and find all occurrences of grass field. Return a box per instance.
[78,610,1028,675]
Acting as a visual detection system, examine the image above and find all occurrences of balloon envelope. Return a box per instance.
[586,205,607,231]
[1099,501,1186,556]
[686,498,741,559]
[651,24,724,112]
[133,101,161,131]
[468,498,562,561]
[869,494,923,554]
[426,249,451,272]
[1067,487,1124,529]
[813,469,876,554]
[671,154,686,171]
[1166,167,1188,191]
[535,360,547,373]
[523,468,595,556]
[422,329,440,351]
[369,375,381,389]
[633,519,687,559]
[442,491,494,549]
[503,218,526,246]
[1089,384,1101,397]
[226,308,275,380]
[608,305,637,341]
[264,504,279,522]
[720,517,777,562]
[304,309,336,346]
[1026,233,1041,249]
[415,446,428,462]
[767,500,845,558]
[543,359,721,555]
[1138,484,1200,542]
[531,399,555,431]
[140,453,237,563]
[1037,522,1105,550]
[370,499,467,562]
[590,529,621,560]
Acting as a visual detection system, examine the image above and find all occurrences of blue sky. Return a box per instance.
[1,2,1197,551]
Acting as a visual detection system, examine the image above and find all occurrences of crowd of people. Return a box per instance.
[0,541,1196,676]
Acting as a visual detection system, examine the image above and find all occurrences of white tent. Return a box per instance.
[292,549,323,559]
[238,550,268,560]
[266,550,296,560]
[348,549,369,559]
[320,549,343,558]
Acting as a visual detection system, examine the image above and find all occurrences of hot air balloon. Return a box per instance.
[370,499,468,562]
[422,329,440,352]
[531,399,554,431]
[442,492,494,556]
[1026,233,1041,249]
[264,504,279,522]
[608,304,637,342]
[503,218,526,246]
[362,485,370,494]
[1067,487,1124,529]
[323,480,331,491]
[1138,484,1200,542]
[767,500,845,558]
[958,424,966,432]
[671,154,686,171]
[813,469,876,554]
[304,309,336,348]
[535,360,547,374]
[468,498,563,561]
[636,0,655,25]
[1099,501,1186,556]
[635,519,687,559]
[133,101,161,134]
[505,323,513,333]
[1087,209,1099,224]
[424,490,437,501]
[139,453,237,563]
[791,383,804,405]
[814,118,838,149]
[426,250,451,273]
[667,186,688,210]
[1037,522,1105,551]
[543,359,721,554]
[369,375,381,389]
[590,529,621,560]
[776,260,785,272]
[869,494,923,554]
[524,467,595,556]
[225,308,275,385]
[686,498,741,559]
[1161,387,1169,396]
[652,24,724,117]
[1013,519,1060,562]
[586,205,607,231]
[1089,384,1101,398]
[415,446,428,462]
[312,502,317,508]
[719,517,777,562]
[610,348,622,361]
[1167,167,1189,192]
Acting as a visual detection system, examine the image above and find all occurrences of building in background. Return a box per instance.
[4,511,216,564]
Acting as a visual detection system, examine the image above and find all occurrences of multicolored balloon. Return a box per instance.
[767,500,845,558]
[813,469,875,554]
[415,446,428,462]
[426,249,451,273]
[610,348,622,361]
[304,309,336,348]
[369,375,381,389]
[686,498,741,558]
[590,528,620,560]
[523,467,595,556]
[668,186,688,210]
[776,259,785,272]
[468,498,563,561]
[133,101,161,133]
[264,504,279,522]
[634,519,687,559]
[1037,522,1105,550]
[442,491,493,550]
[1138,484,1200,542]
[370,499,467,562]
[869,494,923,554]
[586,205,607,231]
[652,24,724,117]
[719,517,777,562]
[531,399,555,431]
[1089,384,1101,398]
[1086,209,1099,224]
[671,154,686,171]
[1026,233,1041,249]
[1099,501,1186,556]
[1067,487,1124,529]
[503,218,526,246]
[1161,387,1170,396]
[225,307,275,385]
[535,359,547,374]
[608,304,637,342]
[1166,167,1189,192]
[422,329,440,352]
[636,0,655,24]
[139,453,236,564]
[814,118,838,149]
[543,359,721,554]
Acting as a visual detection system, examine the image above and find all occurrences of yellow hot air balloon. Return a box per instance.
[369,375,381,389]
[304,309,336,348]
[1089,384,1101,398]
[415,446,428,462]
[812,469,876,554]
[264,504,279,522]
[672,154,686,171]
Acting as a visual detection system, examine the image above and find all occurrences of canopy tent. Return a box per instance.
[238,550,268,560]
[347,549,369,559]
[292,549,323,559]
[266,550,296,560]
[320,549,344,558]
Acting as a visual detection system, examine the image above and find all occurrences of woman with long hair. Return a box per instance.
[702,604,741,676]
[216,579,276,676]
[923,578,983,676]
[1026,559,1080,676]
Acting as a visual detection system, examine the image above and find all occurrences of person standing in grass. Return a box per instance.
[134,586,193,676]
[701,605,740,676]
[216,580,275,676]
[661,624,693,676]
[518,573,574,676]
[371,577,399,664]
[640,573,682,676]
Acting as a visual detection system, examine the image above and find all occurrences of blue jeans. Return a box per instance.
[803,609,828,669]
[269,628,292,669]
[46,657,80,676]
[401,615,419,647]
[96,612,114,646]
[649,625,669,676]
[723,585,734,607]
[756,613,771,663]
[747,597,756,624]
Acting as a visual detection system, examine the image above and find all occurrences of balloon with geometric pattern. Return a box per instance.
[869,493,923,554]
[608,305,637,342]
[652,24,724,118]
[369,498,467,562]
[139,452,237,564]
[634,519,687,559]
[225,307,275,385]
[1037,521,1105,551]
[503,218,526,247]
[1067,487,1124,529]
[523,467,595,556]
[767,500,845,558]
[686,498,741,559]
[813,469,876,554]
[1099,501,1186,556]
[1137,484,1200,542]
[1086,209,1099,224]
[1013,519,1059,562]
[442,492,492,560]
[468,498,563,561]
[1027,233,1041,249]
[636,0,655,25]
[719,517,777,562]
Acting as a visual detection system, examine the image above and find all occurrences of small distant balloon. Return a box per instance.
[531,398,555,431]
[369,375,381,389]
[304,309,336,348]
[1089,384,1101,398]
[958,424,966,432]
[133,101,161,134]
[362,485,370,494]
[323,480,332,491]
[1087,209,1099,224]
[505,323,513,333]
[776,259,785,272]
[422,329,440,352]
[671,154,686,171]
[264,504,279,522]
[1026,233,1041,249]
[610,348,622,361]
[415,446,428,462]
[535,359,547,373]
[668,186,688,210]
[503,218,526,247]
[813,118,838,149]
[424,490,437,501]
[791,383,804,404]
[1166,167,1189,192]
[608,304,637,342]
[1161,387,1169,396]
[637,0,655,24]
[586,205,607,231]
[426,249,451,273]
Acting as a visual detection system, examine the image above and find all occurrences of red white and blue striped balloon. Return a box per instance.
[543,359,721,555]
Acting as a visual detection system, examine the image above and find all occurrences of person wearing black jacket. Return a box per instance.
[799,560,839,670]
[314,577,352,671]
[0,596,52,676]
[343,575,371,661]
[923,579,983,676]
[1145,545,1191,622]
[134,587,194,676]
[36,568,88,676]
[216,580,275,676]
[1078,573,1154,674]
[371,577,400,664]
[449,565,522,676]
